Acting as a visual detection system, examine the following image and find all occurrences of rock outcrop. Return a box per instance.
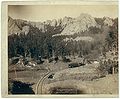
[104,17,114,26]
[8,16,22,35]
[54,13,99,36]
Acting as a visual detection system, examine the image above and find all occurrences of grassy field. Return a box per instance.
[42,74,118,94]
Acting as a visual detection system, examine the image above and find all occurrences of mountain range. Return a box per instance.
[8,13,114,37]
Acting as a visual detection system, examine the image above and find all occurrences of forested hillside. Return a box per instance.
[8,14,118,61]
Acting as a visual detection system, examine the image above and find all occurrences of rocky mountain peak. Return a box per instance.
[8,14,115,37]
[55,13,98,36]
[77,13,97,27]
[50,19,57,27]
[61,16,73,27]
[104,17,114,26]
[8,16,22,35]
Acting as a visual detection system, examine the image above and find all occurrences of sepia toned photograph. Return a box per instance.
[1,0,119,97]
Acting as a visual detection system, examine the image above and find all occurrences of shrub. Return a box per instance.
[97,59,118,75]
[8,79,35,94]
[68,62,79,68]
[62,57,71,62]
[48,58,54,63]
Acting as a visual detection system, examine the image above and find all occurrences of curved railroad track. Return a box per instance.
[35,67,53,94]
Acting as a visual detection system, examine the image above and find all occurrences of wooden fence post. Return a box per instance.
[112,66,115,74]
[14,66,17,79]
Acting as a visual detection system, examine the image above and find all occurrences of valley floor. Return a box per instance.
[8,59,118,96]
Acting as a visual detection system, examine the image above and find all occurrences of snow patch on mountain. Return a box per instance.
[63,36,94,42]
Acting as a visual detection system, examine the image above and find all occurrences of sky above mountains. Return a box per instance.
[8,5,118,22]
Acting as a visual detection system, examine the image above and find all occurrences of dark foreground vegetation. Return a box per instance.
[8,79,35,94]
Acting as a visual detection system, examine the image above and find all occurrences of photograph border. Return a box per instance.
[1,0,119,98]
